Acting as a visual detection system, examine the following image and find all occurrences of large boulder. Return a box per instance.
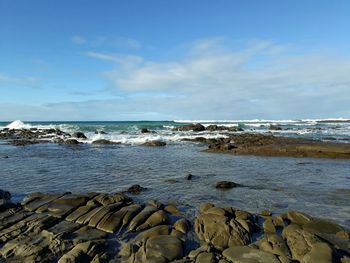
[194,205,256,251]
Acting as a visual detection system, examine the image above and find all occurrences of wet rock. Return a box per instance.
[270,125,283,131]
[164,205,181,215]
[88,202,124,227]
[223,246,282,263]
[142,140,167,146]
[136,210,168,231]
[128,206,159,231]
[64,139,81,145]
[87,192,131,206]
[173,123,205,132]
[36,193,91,218]
[186,174,193,180]
[97,204,142,233]
[94,130,107,134]
[173,218,189,234]
[260,210,272,216]
[92,139,119,145]
[125,184,147,194]
[141,128,150,133]
[215,181,240,189]
[144,235,184,262]
[72,132,87,139]
[58,241,99,263]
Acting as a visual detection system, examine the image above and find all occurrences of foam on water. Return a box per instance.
[2,119,350,144]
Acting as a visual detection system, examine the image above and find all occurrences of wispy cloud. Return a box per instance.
[72,35,141,49]
[0,73,40,89]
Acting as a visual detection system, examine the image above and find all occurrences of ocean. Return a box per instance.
[0,119,350,228]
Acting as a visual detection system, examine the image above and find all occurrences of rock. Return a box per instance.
[64,139,81,145]
[94,130,107,134]
[199,203,214,213]
[72,132,87,139]
[260,210,272,216]
[284,211,313,225]
[91,139,119,145]
[195,205,253,250]
[196,252,215,263]
[222,246,281,263]
[88,202,124,227]
[141,128,150,133]
[128,206,158,231]
[145,235,184,262]
[136,210,168,231]
[0,189,11,201]
[96,204,142,233]
[302,242,333,263]
[142,140,167,147]
[173,123,205,132]
[215,181,240,189]
[173,218,189,234]
[256,234,291,258]
[263,218,276,233]
[125,184,147,194]
[58,241,98,263]
[270,125,283,131]
[282,224,322,262]
[164,205,181,215]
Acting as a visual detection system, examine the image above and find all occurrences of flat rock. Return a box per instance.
[223,246,281,263]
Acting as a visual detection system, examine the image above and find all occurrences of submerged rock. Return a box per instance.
[125,184,147,194]
[215,181,240,189]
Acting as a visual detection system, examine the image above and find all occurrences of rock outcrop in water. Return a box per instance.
[183,133,350,159]
[0,190,349,262]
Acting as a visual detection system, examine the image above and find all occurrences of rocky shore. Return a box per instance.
[185,133,350,159]
[0,189,349,263]
[2,124,350,159]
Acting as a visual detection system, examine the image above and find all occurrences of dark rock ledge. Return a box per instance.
[185,133,350,159]
[0,189,349,262]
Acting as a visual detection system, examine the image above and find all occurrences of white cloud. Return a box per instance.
[80,39,350,119]
[2,39,350,120]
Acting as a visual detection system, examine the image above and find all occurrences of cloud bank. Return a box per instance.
[1,39,350,121]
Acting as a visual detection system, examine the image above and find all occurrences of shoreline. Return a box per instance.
[1,190,349,262]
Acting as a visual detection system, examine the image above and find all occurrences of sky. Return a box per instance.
[0,0,350,121]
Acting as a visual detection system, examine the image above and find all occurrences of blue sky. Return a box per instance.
[1,0,350,121]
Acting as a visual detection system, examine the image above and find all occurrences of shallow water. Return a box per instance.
[1,142,349,228]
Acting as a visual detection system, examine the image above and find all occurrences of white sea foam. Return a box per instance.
[84,131,228,145]
[5,120,32,129]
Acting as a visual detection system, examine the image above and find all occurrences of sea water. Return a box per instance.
[0,119,349,227]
